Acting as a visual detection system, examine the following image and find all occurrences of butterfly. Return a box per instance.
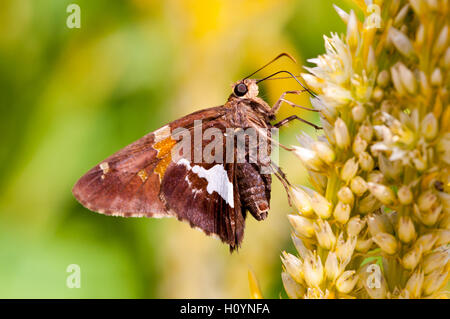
[72,53,320,251]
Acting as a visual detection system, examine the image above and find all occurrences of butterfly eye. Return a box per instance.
[234,83,248,97]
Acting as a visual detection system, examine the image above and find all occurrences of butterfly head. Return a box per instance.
[232,79,259,99]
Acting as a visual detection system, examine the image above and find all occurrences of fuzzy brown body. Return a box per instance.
[73,79,279,250]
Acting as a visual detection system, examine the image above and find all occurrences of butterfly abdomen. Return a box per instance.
[236,162,270,221]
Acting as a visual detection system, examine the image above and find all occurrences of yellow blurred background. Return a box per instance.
[0,0,358,298]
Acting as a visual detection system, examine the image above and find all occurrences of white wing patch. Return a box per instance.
[178,159,234,208]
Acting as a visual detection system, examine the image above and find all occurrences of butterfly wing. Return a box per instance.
[73,106,246,248]
[161,160,245,249]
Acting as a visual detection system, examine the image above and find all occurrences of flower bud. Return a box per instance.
[324,252,341,282]
[302,187,332,219]
[397,216,416,243]
[439,213,450,230]
[378,154,402,180]
[281,251,304,284]
[288,215,315,238]
[424,270,447,295]
[368,182,396,205]
[414,204,442,227]
[312,141,335,164]
[337,186,354,205]
[444,47,450,68]
[389,26,414,57]
[431,68,442,86]
[398,185,413,205]
[334,118,350,148]
[346,10,359,52]
[398,63,417,94]
[356,236,373,252]
[303,253,324,288]
[360,194,381,214]
[301,73,324,91]
[418,191,437,211]
[350,176,368,196]
[419,70,431,96]
[414,233,437,252]
[292,146,324,171]
[347,216,365,236]
[435,229,450,247]
[405,270,424,298]
[391,63,406,95]
[352,134,368,155]
[352,105,366,122]
[359,124,373,141]
[333,4,349,23]
[372,87,384,102]
[290,186,314,217]
[336,270,358,294]
[421,113,438,140]
[373,233,398,255]
[335,235,356,262]
[412,153,427,172]
[377,70,390,87]
[291,234,309,260]
[367,171,384,184]
[433,25,448,56]
[314,220,336,250]
[341,157,359,182]
[282,271,305,299]
[368,213,393,236]
[333,201,351,224]
[359,152,374,171]
[402,246,422,270]
[422,250,449,274]
[394,3,409,26]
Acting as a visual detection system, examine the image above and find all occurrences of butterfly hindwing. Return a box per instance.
[161,160,244,249]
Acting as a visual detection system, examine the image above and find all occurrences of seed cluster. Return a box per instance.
[281,0,449,299]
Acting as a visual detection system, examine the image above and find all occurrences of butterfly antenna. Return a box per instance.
[243,53,297,80]
[256,70,317,98]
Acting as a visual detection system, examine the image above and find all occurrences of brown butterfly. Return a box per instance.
[72,53,320,251]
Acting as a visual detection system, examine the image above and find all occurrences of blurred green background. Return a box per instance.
[0,0,359,298]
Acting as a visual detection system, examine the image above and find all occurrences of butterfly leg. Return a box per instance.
[270,161,293,206]
[271,90,319,114]
[274,115,322,130]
